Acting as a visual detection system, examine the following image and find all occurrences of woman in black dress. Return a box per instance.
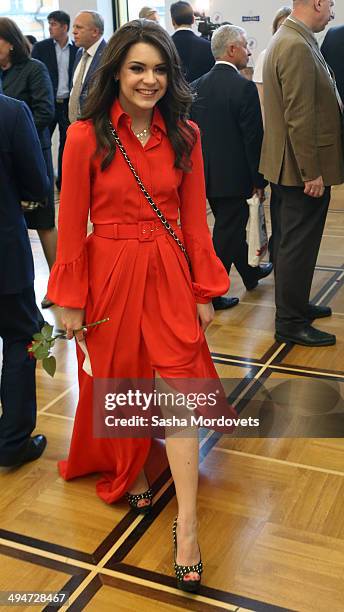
[0,18,57,307]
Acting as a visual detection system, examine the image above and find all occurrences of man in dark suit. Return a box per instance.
[32,10,77,190]
[170,1,214,82]
[69,11,106,123]
[0,95,49,467]
[191,25,272,310]
[321,24,344,104]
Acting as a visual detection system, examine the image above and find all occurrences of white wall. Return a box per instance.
[164,0,344,61]
[59,0,114,40]
[57,0,344,59]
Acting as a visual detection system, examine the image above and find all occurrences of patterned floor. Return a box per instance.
[0,188,344,611]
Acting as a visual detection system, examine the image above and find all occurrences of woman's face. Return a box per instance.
[117,42,168,116]
[0,37,12,66]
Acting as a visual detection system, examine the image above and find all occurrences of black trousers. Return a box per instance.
[49,99,70,189]
[24,145,55,230]
[268,183,280,264]
[0,286,42,463]
[208,196,259,288]
[272,184,331,332]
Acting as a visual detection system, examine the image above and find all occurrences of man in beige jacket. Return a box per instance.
[260,0,343,347]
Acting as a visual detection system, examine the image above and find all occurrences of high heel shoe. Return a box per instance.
[172,517,203,593]
[126,488,153,515]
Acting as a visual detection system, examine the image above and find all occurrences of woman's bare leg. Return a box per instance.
[165,435,200,580]
[37,227,57,271]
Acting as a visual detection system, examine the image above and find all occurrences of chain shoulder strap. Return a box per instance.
[108,121,191,269]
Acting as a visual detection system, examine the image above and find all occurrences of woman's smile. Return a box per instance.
[136,88,158,96]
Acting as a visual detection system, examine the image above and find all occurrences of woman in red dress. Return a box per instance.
[48,19,233,592]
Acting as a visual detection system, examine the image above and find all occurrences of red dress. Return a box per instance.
[48,100,231,504]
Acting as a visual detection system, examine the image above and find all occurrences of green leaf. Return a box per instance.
[30,342,41,354]
[41,323,54,339]
[33,333,43,341]
[42,356,56,377]
[34,345,50,360]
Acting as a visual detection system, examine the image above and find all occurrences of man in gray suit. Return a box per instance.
[260,0,344,347]
[69,11,106,122]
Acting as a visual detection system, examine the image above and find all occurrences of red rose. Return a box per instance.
[27,342,35,360]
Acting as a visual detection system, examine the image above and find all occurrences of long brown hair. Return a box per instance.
[0,18,30,64]
[82,19,196,171]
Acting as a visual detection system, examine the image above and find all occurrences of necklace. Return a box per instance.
[134,126,150,142]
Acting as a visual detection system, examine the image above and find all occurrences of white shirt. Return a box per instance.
[54,37,72,99]
[253,49,266,84]
[174,26,193,32]
[215,60,239,73]
[72,37,104,87]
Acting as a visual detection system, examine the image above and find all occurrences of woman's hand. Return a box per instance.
[197,302,214,331]
[61,308,85,341]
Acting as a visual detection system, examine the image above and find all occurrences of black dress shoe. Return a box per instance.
[275,325,336,347]
[0,435,47,468]
[213,296,239,311]
[245,263,273,290]
[308,304,332,320]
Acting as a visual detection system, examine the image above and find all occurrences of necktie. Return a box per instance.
[68,50,89,123]
[323,58,343,113]
[315,42,344,113]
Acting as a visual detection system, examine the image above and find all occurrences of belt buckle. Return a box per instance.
[139,221,155,241]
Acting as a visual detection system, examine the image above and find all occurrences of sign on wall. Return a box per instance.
[165,0,344,59]
[204,0,343,59]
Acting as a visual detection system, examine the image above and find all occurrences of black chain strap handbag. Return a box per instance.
[109,121,191,270]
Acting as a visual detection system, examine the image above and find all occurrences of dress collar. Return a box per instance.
[53,36,72,50]
[285,16,318,46]
[174,26,193,32]
[287,15,316,39]
[110,98,167,135]
[215,60,239,73]
[84,37,104,58]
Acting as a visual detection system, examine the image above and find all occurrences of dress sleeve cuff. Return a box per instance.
[194,292,213,304]
[47,249,88,309]
[192,272,230,304]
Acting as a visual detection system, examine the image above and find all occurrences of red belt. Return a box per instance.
[93,220,175,242]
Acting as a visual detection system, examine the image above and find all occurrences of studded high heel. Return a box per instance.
[172,517,203,593]
[126,488,153,515]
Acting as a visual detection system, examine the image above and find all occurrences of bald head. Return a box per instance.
[292,0,334,32]
[72,10,104,49]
